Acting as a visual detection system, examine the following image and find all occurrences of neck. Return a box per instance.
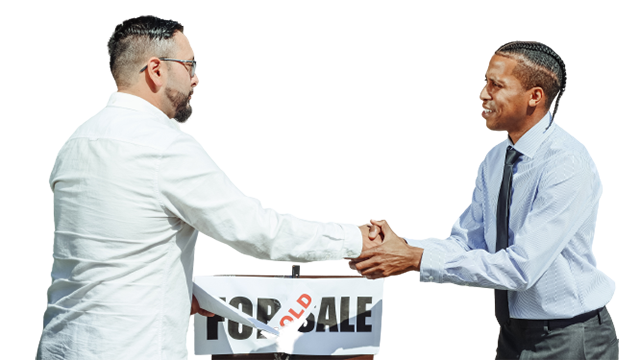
[508,108,548,144]
[118,83,171,118]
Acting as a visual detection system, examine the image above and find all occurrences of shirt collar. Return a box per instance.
[107,92,181,130]
[508,111,554,159]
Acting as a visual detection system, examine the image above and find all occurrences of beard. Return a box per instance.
[166,87,193,123]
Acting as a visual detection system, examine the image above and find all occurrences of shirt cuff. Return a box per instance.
[406,238,445,283]
[340,224,362,258]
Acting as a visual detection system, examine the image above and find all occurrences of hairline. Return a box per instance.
[116,30,184,88]
[493,51,559,110]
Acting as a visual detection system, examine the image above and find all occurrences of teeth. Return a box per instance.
[483,109,492,113]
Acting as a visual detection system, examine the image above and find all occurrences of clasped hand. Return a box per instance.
[353,220,423,279]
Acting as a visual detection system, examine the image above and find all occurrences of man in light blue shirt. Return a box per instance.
[353,41,618,359]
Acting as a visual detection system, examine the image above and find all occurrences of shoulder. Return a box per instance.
[69,106,188,152]
[537,125,600,188]
[541,125,595,170]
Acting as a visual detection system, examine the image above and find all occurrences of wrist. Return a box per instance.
[411,246,424,272]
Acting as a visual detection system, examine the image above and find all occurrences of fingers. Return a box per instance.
[191,295,216,317]
[357,246,380,262]
[352,255,380,272]
[361,271,384,280]
[370,219,392,236]
[368,224,381,240]
[360,265,383,277]
[370,220,389,240]
[198,309,216,317]
[358,262,386,279]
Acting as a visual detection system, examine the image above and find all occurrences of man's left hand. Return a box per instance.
[191,295,216,317]
[350,219,423,279]
[358,223,383,255]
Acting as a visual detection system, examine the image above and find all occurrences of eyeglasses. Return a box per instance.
[139,57,197,78]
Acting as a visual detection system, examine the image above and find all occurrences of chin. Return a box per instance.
[483,110,506,130]
[485,120,496,130]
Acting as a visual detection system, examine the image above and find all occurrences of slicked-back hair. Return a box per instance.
[495,41,566,125]
[108,16,184,88]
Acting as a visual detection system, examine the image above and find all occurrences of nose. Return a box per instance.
[191,74,198,88]
[480,83,491,101]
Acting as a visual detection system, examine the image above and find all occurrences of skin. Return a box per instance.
[117,31,206,314]
[480,54,548,144]
[190,226,382,313]
[352,54,550,278]
[115,30,383,314]
[191,295,215,317]
[359,224,383,254]
[350,220,423,278]
[119,31,200,120]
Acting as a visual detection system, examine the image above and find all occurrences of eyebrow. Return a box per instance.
[486,75,503,86]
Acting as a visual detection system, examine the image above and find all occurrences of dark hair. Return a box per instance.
[495,41,566,124]
[107,16,184,87]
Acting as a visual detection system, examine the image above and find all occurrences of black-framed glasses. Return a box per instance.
[139,57,197,78]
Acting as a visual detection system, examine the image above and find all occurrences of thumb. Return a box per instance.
[371,219,392,237]
[368,224,381,239]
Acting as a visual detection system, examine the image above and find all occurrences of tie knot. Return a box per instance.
[505,147,521,166]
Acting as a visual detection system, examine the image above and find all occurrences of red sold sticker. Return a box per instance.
[279,294,312,326]
[267,281,321,334]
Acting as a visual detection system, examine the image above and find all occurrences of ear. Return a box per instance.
[142,57,165,93]
[528,87,544,107]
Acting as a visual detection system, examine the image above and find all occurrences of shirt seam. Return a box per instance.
[154,134,183,359]
[68,134,177,152]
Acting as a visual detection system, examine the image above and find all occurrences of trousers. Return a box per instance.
[496,307,618,360]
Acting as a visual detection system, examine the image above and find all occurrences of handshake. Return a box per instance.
[192,220,423,317]
[351,220,424,279]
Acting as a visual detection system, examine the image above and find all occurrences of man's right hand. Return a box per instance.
[359,223,383,254]
[351,220,423,279]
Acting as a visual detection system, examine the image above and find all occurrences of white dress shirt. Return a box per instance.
[37,92,361,360]
[407,112,615,319]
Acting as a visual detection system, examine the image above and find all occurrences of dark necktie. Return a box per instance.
[495,146,521,325]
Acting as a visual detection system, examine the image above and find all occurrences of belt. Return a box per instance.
[509,307,604,331]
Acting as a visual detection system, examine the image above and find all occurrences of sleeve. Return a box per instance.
[155,133,362,261]
[406,160,489,283]
[412,152,600,291]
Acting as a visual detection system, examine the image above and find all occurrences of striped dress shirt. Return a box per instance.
[407,112,615,319]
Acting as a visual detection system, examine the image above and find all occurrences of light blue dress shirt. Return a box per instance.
[407,112,615,319]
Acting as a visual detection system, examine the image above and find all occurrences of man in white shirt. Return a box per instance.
[37,15,380,360]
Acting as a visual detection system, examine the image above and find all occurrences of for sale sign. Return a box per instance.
[194,276,384,356]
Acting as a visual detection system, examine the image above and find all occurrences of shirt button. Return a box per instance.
[428,276,434,281]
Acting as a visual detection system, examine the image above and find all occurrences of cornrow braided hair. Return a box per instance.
[495,41,566,127]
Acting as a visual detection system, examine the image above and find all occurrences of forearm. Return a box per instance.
[158,135,362,261]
